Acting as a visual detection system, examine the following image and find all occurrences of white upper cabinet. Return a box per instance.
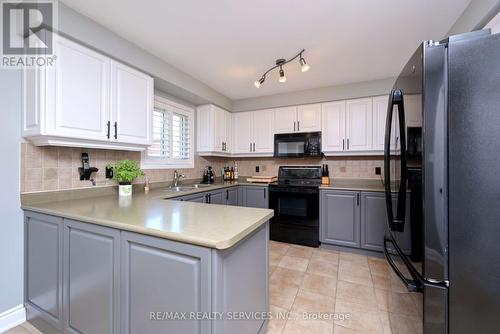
[372,95,389,151]
[297,104,321,132]
[46,37,110,141]
[232,112,253,154]
[111,61,153,146]
[404,94,422,127]
[22,35,153,151]
[274,106,297,133]
[322,101,346,152]
[252,109,275,153]
[232,109,275,156]
[196,104,231,155]
[214,106,227,152]
[275,105,321,133]
[345,98,373,152]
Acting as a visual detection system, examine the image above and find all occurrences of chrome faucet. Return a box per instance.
[172,170,186,187]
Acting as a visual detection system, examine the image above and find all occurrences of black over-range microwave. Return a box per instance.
[274,132,322,158]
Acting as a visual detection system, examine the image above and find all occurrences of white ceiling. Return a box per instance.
[61,0,471,100]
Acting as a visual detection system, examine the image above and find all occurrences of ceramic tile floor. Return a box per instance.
[266,241,422,334]
[8,241,422,334]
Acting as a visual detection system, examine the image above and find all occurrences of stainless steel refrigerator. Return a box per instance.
[383,29,500,333]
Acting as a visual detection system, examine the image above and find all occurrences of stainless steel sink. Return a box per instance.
[164,186,196,192]
[192,184,212,188]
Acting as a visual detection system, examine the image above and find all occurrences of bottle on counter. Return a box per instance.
[230,167,235,181]
[208,166,215,183]
[234,161,239,180]
[322,164,330,185]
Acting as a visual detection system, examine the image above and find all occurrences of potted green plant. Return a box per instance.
[112,160,144,197]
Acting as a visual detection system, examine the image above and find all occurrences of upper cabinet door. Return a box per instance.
[297,104,321,132]
[345,98,373,151]
[253,109,275,153]
[46,37,110,141]
[232,112,253,154]
[225,110,232,153]
[274,106,297,133]
[372,95,389,151]
[404,94,422,127]
[214,106,227,152]
[321,101,346,152]
[111,61,153,145]
[196,105,215,152]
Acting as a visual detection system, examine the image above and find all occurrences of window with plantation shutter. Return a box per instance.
[141,96,194,168]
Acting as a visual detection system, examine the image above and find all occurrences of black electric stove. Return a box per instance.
[269,166,322,247]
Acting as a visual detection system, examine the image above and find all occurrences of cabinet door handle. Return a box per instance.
[297,121,300,131]
[347,138,350,150]
[250,143,252,152]
[342,139,345,150]
[253,143,256,152]
[226,189,229,201]
[114,122,118,139]
[106,121,111,139]
[357,193,360,206]
[263,188,266,199]
[294,121,296,132]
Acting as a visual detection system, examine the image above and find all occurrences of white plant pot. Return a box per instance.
[119,184,133,197]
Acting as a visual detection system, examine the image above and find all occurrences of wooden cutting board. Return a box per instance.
[246,176,277,183]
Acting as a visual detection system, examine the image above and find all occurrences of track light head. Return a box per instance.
[279,67,286,83]
[299,56,310,72]
[254,76,265,88]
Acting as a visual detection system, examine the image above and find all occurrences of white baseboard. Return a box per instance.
[0,305,26,333]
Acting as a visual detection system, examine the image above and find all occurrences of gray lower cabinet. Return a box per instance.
[63,220,120,334]
[320,190,360,248]
[121,232,212,334]
[225,187,238,206]
[321,190,412,254]
[360,192,389,252]
[209,189,226,205]
[178,186,264,208]
[25,212,64,331]
[241,186,268,209]
[182,192,208,203]
[24,210,269,334]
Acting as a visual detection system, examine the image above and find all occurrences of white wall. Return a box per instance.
[0,69,24,314]
[447,0,500,36]
[57,2,232,110]
[485,10,500,33]
[231,77,395,112]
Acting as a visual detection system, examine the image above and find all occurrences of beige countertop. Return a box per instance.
[22,185,274,250]
[320,178,386,192]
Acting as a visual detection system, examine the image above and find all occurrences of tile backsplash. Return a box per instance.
[20,142,384,193]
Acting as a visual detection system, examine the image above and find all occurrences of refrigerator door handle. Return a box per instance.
[424,278,449,289]
[383,235,423,292]
[384,89,407,232]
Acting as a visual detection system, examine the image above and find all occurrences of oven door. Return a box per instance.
[269,186,320,247]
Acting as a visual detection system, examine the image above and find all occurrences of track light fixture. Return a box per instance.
[254,49,309,88]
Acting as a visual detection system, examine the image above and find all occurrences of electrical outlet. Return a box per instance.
[255,165,260,173]
[375,167,381,175]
